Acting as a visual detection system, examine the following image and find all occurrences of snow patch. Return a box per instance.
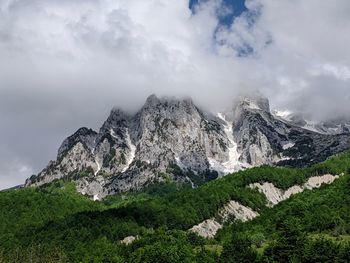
[93,138,101,176]
[273,109,293,122]
[282,142,295,150]
[122,128,136,173]
[242,98,261,110]
[110,128,118,139]
[94,159,101,176]
[175,156,185,170]
[214,113,248,174]
[186,176,195,189]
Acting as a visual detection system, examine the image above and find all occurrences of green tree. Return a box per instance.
[219,233,257,263]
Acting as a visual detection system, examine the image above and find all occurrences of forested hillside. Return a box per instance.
[1,152,350,262]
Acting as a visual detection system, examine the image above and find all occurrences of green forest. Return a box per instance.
[1,151,350,262]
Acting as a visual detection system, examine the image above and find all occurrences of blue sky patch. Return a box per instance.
[189,0,247,26]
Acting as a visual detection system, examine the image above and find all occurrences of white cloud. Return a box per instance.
[311,64,350,81]
[216,0,350,119]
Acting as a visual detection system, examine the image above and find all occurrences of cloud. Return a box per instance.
[0,146,34,190]
[216,0,350,119]
[0,0,349,188]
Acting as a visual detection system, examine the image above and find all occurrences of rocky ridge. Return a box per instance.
[25,94,350,199]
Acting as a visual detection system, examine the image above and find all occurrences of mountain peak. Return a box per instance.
[57,127,97,159]
[100,107,129,135]
[145,94,160,106]
[235,93,270,113]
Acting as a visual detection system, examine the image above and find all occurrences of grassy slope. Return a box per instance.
[0,151,350,262]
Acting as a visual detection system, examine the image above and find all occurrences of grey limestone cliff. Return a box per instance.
[25,94,350,199]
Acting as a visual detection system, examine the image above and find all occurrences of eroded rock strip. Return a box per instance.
[218,200,259,223]
[189,219,222,239]
[190,173,343,239]
[189,201,259,238]
[249,174,342,207]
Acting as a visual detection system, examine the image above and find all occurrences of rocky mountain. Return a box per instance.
[25,94,350,199]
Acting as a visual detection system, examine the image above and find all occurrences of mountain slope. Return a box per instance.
[25,94,350,199]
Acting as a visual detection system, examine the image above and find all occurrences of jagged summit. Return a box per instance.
[144,93,160,106]
[25,94,350,199]
[142,94,196,110]
[234,93,270,113]
[57,127,97,159]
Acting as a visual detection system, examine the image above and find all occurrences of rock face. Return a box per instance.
[25,94,350,198]
[232,94,350,167]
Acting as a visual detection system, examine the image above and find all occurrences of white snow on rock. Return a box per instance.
[122,128,136,173]
[249,174,341,207]
[211,113,247,174]
[91,138,101,176]
[109,128,118,139]
[94,158,101,176]
[242,97,261,110]
[185,175,195,188]
[273,109,293,121]
[282,142,295,150]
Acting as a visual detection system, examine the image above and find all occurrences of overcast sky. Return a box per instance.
[1,0,350,189]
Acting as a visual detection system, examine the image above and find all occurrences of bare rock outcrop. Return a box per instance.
[190,173,343,239]
[189,219,222,239]
[249,174,342,207]
[189,201,259,238]
[120,236,137,245]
